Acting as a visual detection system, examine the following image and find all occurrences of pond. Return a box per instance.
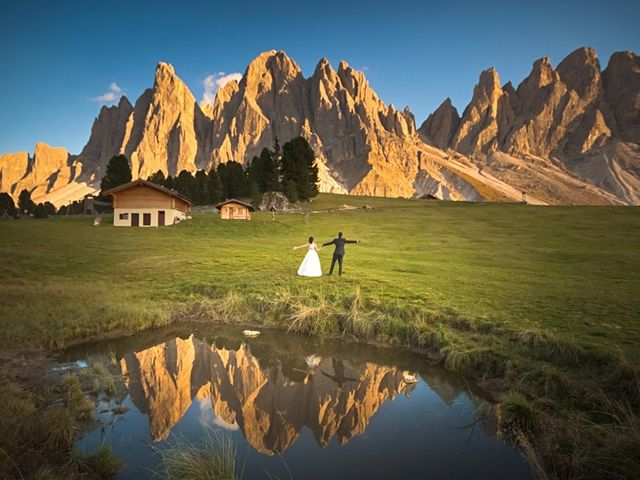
[61,326,531,479]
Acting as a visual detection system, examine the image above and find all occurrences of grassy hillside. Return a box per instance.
[1,194,638,356]
[1,193,639,477]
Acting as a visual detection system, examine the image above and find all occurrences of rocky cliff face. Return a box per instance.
[0,142,78,201]
[418,98,460,150]
[120,62,214,178]
[1,47,638,206]
[76,97,133,180]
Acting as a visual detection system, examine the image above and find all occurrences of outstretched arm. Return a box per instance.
[322,240,335,247]
[345,239,359,244]
[293,244,308,250]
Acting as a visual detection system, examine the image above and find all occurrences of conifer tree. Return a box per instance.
[207,168,224,203]
[100,155,132,193]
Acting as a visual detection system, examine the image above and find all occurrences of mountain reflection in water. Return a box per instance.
[118,333,498,455]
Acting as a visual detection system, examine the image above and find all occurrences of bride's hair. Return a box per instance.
[309,236,314,243]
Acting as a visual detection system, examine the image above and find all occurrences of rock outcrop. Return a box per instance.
[258,191,293,211]
[418,98,460,149]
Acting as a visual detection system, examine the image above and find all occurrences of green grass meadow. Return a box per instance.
[1,194,639,478]
[1,194,638,355]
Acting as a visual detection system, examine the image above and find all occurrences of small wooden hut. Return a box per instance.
[216,199,254,220]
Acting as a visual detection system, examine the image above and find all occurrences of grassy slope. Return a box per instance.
[1,194,638,357]
[1,193,639,478]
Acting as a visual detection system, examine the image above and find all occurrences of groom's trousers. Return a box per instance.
[329,253,344,275]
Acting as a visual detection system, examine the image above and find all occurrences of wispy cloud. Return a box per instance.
[360,66,369,72]
[91,82,123,104]
[201,72,242,105]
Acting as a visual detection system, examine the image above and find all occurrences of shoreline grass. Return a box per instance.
[153,431,237,480]
[0,194,639,478]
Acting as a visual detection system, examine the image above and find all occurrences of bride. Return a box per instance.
[293,236,322,277]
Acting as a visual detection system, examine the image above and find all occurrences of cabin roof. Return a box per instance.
[215,198,255,211]
[102,179,194,206]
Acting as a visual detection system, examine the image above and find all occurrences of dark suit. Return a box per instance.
[322,237,357,275]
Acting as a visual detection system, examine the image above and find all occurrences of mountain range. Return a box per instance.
[1,47,638,206]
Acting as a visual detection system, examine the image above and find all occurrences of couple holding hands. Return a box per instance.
[293,232,359,277]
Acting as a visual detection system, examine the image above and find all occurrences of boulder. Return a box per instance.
[258,191,293,211]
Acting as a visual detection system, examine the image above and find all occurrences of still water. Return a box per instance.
[62,327,530,479]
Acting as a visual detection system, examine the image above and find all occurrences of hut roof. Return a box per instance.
[102,179,194,206]
[215,199,255,211]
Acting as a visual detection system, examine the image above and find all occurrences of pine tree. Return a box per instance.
[262,147,280,192]
[207,168,224,203]
[284,180,298,203]
[250,180,261,208]
[0,192,17,217]
[273,136,282,175]
[148,170,166,185]
[217,161,248,199]
[18,189,35,215]
[100,155,132,193]
[281,137,318,200]
[247,154,264,190]
[33,202,56,218]
[175,170,196,201]
[194,170,210,205]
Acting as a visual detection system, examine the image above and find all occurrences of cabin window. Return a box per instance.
[119,213,129,220]
[143,213,151,226]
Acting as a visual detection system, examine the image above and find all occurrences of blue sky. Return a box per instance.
[1,0,638,154]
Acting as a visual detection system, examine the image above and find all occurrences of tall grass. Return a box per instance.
[0,377,121,479]
[155,431,237,480]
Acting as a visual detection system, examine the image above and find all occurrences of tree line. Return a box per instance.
[140,136,319,206]
[0,190,57,219]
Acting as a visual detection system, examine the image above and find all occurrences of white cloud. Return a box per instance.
[197,397,239,430]
[201,72,242,105]
[91,82,123,104]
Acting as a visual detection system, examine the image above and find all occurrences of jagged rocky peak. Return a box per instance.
[556,46,603,98]
[78,95,133,171]
[154,61,178,86]
[418,97,460,150]
[121,60,213,178]
[517,56,558,96]
[603,50,640,143]
[312,57,339,84]
[450,66,505,156]
[242,50,302,92]
[478,67,502,96]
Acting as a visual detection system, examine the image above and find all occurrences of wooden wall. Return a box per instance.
[113,185,173,209]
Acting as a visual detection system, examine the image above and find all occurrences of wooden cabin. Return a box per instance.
[216,199,254,220]
[103,179,193,227]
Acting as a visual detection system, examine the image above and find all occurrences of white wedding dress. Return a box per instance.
[297,243,322,277]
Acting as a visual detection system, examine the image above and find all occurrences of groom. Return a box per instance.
[323,232,359,276]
